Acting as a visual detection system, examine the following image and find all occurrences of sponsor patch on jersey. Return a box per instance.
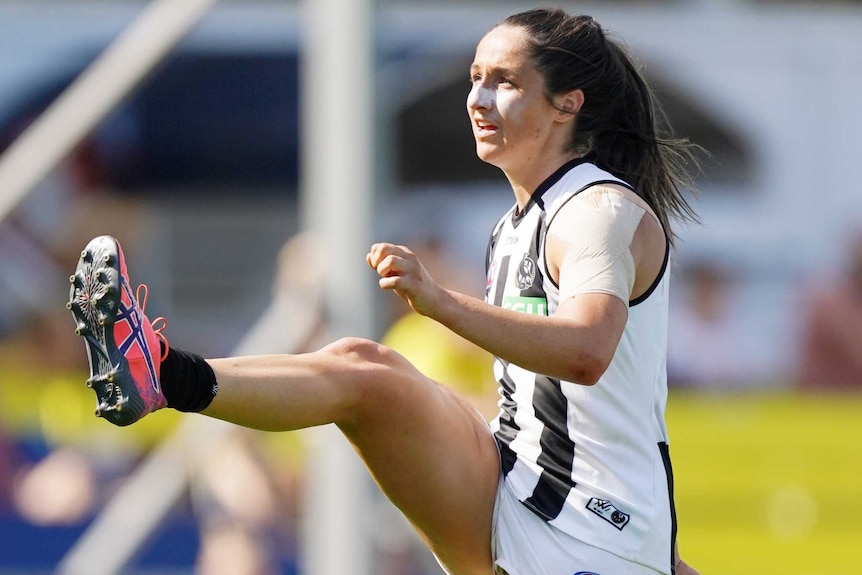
[486,260,497,292]
[513,254,536,289]
[586,497,631,531]
[502,295,547,316]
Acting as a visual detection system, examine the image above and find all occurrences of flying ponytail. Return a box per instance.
[501,9,701,243]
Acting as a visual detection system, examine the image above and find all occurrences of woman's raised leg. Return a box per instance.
[204,337,501,575]
[69,236,500,574]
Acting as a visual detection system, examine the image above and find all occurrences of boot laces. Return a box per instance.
[136,284,169,361]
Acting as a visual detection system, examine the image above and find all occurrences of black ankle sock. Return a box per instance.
[159,342,218,413]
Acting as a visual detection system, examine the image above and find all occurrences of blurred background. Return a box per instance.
[0,0,861,573]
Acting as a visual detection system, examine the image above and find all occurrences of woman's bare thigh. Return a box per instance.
[206,337,501,575]
[336,340,501,575]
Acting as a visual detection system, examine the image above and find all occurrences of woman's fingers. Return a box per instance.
[368,243,416,278]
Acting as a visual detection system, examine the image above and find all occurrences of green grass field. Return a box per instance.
[668,391,862,573]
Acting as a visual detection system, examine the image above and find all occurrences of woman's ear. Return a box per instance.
[554,89,584,122]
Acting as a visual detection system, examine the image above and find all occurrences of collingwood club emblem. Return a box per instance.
[514,254,536,289]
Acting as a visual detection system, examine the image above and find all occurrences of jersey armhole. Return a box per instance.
[629,235,669,307]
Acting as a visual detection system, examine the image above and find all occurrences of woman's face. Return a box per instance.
[467,25,568,179]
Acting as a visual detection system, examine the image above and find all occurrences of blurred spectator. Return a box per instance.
[796,231,862,390]
[668,259,770,389]
[11,447,95,526]
[193,431,299,575]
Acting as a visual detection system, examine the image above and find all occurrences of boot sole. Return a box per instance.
[68,235,144,426]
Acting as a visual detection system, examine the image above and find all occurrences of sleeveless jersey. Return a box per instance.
[486,159,676,573]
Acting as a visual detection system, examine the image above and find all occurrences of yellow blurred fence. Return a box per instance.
[669,391,862,574]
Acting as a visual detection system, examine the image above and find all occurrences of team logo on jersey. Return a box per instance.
[513,254,536,289]
[586,497,631,531]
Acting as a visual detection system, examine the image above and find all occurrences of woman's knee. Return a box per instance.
[321,337,404,370]
[319,337,422,422]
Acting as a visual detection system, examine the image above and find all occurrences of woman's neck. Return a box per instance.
[504,151,581,210]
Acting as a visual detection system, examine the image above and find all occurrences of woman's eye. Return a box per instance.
[469,74,513,87]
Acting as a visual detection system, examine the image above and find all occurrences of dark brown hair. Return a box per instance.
[500,8,700,243]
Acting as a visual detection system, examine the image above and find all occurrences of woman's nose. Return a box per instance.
[467,84,493,110]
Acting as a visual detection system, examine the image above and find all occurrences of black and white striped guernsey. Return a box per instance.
[486,159,677,573]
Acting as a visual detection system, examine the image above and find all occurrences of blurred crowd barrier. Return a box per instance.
[669,392,862,573]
